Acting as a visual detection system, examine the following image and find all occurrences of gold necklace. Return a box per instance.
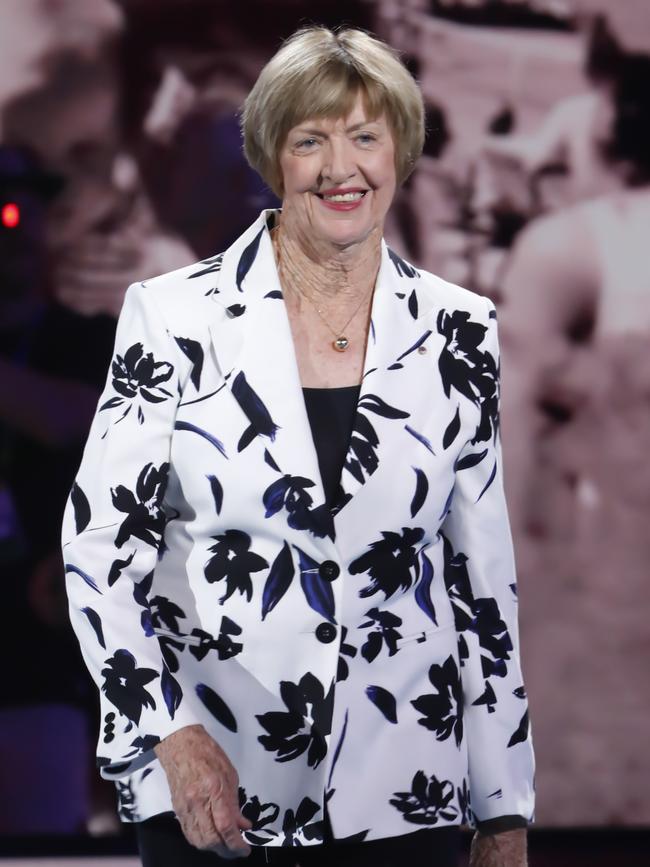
[272,227,374,352]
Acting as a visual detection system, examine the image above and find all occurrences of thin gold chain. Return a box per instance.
[272,225,374,346]
[290,277,373,340]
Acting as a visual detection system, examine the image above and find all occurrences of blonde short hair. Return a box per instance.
[241,27,425,196]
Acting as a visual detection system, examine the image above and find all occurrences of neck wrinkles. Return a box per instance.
[273,211,382,303]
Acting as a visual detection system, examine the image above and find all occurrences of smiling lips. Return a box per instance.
[316,187,368,211]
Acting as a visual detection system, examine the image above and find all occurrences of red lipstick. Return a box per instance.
[316,187,368,211]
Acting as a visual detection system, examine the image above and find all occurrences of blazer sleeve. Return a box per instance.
[440,296,535,827]
[62,282,199,779]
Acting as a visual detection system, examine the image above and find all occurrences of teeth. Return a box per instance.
[322,191,365,202]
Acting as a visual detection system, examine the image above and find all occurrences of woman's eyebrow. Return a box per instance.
[346,120,381,131]
[293,119,382,136]
[293,127,326,137]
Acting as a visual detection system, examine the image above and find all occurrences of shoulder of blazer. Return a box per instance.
[128,211,275,334]
[127,215,493,341]
[424,268,492,320]
[386,246,493,327]
[127,252,229,341]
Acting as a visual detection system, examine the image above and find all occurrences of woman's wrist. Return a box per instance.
[470,828,527,867]
[153,724,206,761]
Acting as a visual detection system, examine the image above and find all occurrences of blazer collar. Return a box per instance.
[206,209,443,537]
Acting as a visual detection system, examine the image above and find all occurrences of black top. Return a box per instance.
[302,385,360,510]
[302,384,527,837]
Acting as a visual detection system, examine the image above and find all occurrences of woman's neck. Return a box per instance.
[272,211,382,304]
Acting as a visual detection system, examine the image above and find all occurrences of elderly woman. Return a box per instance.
[63,26,534,867]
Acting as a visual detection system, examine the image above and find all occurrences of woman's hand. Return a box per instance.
[154,724,253,859]
[469,828,527,867]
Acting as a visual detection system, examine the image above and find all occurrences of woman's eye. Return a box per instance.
[356,133,377,145]
[295,138,319,150]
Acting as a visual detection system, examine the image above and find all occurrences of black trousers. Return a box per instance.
[136,813,461,867]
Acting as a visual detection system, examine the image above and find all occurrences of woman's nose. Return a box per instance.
[321,140,356,184]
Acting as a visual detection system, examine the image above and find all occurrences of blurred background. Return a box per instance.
[0,0,648,863]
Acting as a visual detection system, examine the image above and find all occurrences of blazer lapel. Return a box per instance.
[208,211,333,540]
[332,246,444,521]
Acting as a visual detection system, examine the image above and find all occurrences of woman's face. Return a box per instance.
[278,91,397,249]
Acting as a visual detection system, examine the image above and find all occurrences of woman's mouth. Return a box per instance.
[321,191,366,202]
[316,189,368,210]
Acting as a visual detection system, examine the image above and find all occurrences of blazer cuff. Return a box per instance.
[475,815,529,835]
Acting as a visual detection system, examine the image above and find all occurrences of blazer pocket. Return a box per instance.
[394,621,456,652]
[153,626,231,654]
[153,627,204,646]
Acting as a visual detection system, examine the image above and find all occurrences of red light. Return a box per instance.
[2,203,20,228]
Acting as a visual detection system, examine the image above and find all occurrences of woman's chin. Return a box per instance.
[315,215,377,249]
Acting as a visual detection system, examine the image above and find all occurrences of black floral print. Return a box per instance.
[390,771,459,825]
[295,546,336,623]
[344,394,410,485]
[123,734,161,758]
[508,710,530,748]
[81,606,105,648]
[196,683,238,732]
[441,532,473,625]
[236,225,265,292]
[256,673,334,768]
[358,607,403,662]
[190,616,244,661]
[457,779,473,825]
[150,596,187,672]
[238,790,322,847]
[437,309,500,446]
[101,649,158,724]
[131,569,154,639]
[108,551,136,587]
[150,596,185,633]
[437,310,486,400]
[189,251,224,280]
[411,655,464,747]
[174,337,204,391]
[278,797,323,846]
[410,467,429,517]
[116,779,138,821]
[204,530,269,604]
[441,532,514,683]
[473,597,513,678]
[238,787,280,844]
[366,685,398,723]
[100,342,175,426]
[70,481,91,533]
[160,672,181,729]
[263,474,332,539]
[337,625,358,682]
[231,371,280,450]
[111,462,169,549]
[111,343,174,402]
[387,247,420,280]
[473,681,497,713]
[261,542,295,621]
[350,527,425,599]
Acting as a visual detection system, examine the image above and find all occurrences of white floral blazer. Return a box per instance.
[62,209,535,846]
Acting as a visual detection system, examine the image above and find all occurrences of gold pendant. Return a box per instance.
[333,336,349,352]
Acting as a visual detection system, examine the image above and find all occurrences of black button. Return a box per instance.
[319,560,340,581]
[315,622,337,644]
